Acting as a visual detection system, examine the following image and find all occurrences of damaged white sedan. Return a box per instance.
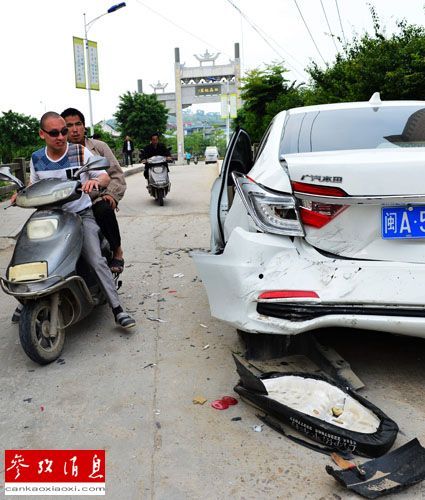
[193,95,425,339]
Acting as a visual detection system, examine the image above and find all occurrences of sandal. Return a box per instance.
[109,258,124,274]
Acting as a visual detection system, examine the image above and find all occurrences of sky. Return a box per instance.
[1,0,424,124]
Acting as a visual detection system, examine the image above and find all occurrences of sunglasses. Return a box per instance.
[41,127,69,137]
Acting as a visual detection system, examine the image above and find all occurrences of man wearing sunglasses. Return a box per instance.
[61,108,126,274]
[11,111,136,330]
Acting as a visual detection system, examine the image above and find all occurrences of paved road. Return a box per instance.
[1,163,425,499]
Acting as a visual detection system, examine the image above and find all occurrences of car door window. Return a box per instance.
[255,119,274,161]
[215,129,253,249]
[228,130,253,181]
[280,113,306,155]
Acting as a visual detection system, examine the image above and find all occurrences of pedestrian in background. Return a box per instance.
[122,135,134,166]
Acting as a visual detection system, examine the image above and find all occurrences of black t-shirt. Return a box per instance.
[142,143,170,159]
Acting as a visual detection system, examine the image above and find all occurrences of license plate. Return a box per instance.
[382,206,425,239]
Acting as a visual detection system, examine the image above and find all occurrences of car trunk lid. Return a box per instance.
[286,148,425,263]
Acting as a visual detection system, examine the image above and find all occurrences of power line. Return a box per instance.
[334,0,347,45]
[293,0,327,65]
[134,0,232,59]
[225,0,307,80]
[320,0,339,52]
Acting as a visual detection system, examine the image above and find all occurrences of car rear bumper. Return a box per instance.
[192,227,425,338]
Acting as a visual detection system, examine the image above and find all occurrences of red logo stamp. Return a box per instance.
[4,450,105,496]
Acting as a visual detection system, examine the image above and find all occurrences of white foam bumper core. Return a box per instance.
[262,375,380,434]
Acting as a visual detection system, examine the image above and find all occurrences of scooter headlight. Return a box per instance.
[27,218,59,239]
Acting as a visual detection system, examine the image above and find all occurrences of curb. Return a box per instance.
[122,165,143,177]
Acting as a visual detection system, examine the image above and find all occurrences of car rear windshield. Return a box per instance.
[280,105,425,154]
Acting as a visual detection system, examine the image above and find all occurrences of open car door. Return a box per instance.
[210,128,253,254]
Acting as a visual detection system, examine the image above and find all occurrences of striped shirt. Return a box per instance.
[30,144,106,213]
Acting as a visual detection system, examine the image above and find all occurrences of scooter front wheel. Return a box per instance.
[19,299,65,365]
[158,189,164,206]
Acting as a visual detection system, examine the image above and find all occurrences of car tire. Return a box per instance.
[237,330,290,360]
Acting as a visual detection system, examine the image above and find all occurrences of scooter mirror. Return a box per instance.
[0,166,25,188]
[73,155,110,178]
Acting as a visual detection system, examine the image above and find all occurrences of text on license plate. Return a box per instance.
[382,206,425,239]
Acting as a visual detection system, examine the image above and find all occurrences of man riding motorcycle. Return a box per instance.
[141,133,172,178]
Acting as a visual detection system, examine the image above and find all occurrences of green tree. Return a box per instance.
[163,130,177,154]
[306,16,425,104]
[93,124,120,153]
[114,92,168,147]
[233,13,425,143]
[184,131,208,156]
[234,64,305,142]
[208,127,227,156]
[0,110,41,163]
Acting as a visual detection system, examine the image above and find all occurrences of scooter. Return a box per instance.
[0,157,118,365]
[145,155,170,206]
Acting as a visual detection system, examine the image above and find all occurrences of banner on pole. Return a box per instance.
[73,37,86,89]
[229,94,238,118]
[220,94,228,118]
[88,41,100,91]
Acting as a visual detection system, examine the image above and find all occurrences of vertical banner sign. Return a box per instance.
[220,94,228,119]
[73,37,86,89]
[88,41,100,91]
[229,94,237,118]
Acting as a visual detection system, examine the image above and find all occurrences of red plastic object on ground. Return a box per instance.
[211,400,229,410]
[221,396,238,406]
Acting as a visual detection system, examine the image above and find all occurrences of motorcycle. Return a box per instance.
[145,155,170,206]
[0,157,119,365]
[193,155,198,165]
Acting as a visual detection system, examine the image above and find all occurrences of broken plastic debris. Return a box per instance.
[211,400,229,410]
[193,396,208,405]
[210,396,238,410]
[200,324,207,328]
[202,344,210,350]
[221,396,238,406]
[331,452,366,478]
[143,363,157,369]
[332,406,344,417]
[253,424,263,432]
[173,273,184,278]
[326,439,425,498]
[232,354,398,458]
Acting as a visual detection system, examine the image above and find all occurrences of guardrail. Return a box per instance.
[0,158,28,197]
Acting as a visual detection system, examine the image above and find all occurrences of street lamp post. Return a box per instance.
[225,80,230,146]
[83,2,126,136]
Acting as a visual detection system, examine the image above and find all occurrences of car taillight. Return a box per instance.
[232,172,305,237]
[291,181,348,228]
[258,290,320,301]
